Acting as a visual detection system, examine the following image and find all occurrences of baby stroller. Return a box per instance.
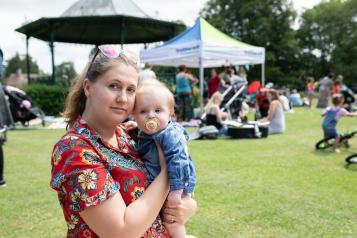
[218,81,247,120]
[2,85,45,127]
[341,88,356,112]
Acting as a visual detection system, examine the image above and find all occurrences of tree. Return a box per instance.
[55,61,77,85]
[200,0,301,87]
[297,0,357,84]
[4,53,40,77]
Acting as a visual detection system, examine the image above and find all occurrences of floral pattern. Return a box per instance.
[50,116,169,238]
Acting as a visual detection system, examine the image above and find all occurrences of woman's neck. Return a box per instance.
[81,111,116,142]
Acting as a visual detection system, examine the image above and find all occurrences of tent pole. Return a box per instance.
[199,57,204,114]
[120,20,125,49]
[26,35,31,84]
[261,63,265,87]
[49,30,56,85]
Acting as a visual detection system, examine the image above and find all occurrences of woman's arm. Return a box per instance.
[80,144,169,238]
[266,100,279,121]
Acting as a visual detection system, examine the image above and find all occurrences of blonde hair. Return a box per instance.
[62,49,139,127]
[205,92,223,113]
[135,80,175,115]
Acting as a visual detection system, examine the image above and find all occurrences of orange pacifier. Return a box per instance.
[145,118,160,132]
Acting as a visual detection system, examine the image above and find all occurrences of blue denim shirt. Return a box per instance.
[137,121,196,194]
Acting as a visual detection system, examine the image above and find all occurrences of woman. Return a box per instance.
[50,46,196,237]
[176,65,195,121]
[317,73,333,108]
[260,90,285,134]
[204,92,229,136]
[207,69,222,98]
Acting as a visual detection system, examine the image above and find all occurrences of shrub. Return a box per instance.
[23,84,69,116]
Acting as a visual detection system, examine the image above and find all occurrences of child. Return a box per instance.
[133,80,196,238]
[306,77,315,108]
[321,94,357,153]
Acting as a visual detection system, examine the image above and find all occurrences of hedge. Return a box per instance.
[23,84,69,116]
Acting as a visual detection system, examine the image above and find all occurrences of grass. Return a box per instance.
[0,107,356,237]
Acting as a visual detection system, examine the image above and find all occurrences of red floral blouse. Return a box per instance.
[50,116,169,238]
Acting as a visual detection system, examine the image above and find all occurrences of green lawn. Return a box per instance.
[0,107,356,238]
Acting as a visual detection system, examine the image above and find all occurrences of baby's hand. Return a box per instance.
[122,121,137,131]
[167,189,183,207]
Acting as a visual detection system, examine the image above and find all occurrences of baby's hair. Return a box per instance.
[135,80,175,114]
[332,93,344,106]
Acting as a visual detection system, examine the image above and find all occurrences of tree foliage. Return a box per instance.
[4,53,40,77]
[55,61,77,85]
[200,0,301,87]
[298,0,357,84]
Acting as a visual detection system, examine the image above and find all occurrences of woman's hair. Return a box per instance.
[205,92,223,113]
[306,76,314,83]
[332,93,344,106]
[63,49,139,126]
[178,64,186,72]
[268,90,279,101]
[135,80,175,115]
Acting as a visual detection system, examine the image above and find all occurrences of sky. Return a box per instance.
[0,0,322,74]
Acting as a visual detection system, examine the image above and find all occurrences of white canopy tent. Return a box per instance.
[140,17,266,108]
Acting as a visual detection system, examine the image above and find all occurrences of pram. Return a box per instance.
[2,85,45,127]
[194,81,269,139]
[341,88,356,112]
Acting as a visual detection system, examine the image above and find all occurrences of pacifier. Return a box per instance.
[145,118,160,132]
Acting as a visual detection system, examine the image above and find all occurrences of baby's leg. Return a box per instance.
[165,223,186,238]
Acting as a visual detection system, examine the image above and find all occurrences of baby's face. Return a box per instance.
[134,91,171,135]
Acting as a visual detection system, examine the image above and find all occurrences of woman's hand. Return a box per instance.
[122,120,137,131]
[259,117,269,123]
[162,195,197,225]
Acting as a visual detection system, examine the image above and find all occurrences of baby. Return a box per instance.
[133,80,196,238]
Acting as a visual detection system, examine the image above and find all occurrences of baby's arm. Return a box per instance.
[167,189,184,206]
[156,124,193,200]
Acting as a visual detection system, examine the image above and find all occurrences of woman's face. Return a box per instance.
[84,62,138,126]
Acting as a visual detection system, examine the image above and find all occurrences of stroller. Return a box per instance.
[341,88,356,112]
[218,81,247,120]
[2,85,45,127]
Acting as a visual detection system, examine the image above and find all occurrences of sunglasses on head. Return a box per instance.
[87,45,139,76]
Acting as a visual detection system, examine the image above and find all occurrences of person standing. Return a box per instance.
[139,62,157,82]
[207,69,222,98]
[176,65,194,121]
[317,73,334,108]
[306,77,315,108]
[50,45,196,237]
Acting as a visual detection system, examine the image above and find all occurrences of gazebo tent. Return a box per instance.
[15,0,185,83]
[140,17,265,108]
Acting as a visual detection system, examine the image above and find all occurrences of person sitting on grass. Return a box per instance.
[260,90,286,135]
[204,91,229,136]
[133,80,197,238]
[321,94,357,153]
